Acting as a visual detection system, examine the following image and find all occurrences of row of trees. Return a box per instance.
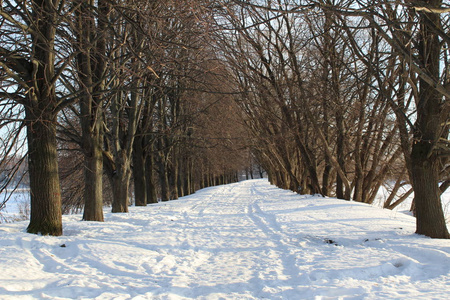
[1,0,449,239]
[214,0,449,238]
[0,0,250,235]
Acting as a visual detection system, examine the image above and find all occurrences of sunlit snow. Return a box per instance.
[0,179,449,299]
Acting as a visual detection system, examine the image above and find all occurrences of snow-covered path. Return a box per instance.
[0,179,449,299]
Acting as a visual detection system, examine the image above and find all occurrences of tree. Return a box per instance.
[410,0,449,238]
[214,0,402,204]
[73,0,111,221]
[220,0,449,239]
[0,0,76,235]
[324,0,450,238]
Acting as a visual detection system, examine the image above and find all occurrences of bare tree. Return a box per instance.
[72,0,111,221]
[218,0,449,238]
[321,0,450,238]
[214,1,400,203]
[0,0,79,235]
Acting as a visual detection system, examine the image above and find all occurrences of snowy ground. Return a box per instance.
[0,189,30,222]
[373,184,450,224]
[0,179,449,299]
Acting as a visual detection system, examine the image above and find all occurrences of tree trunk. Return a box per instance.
[412,0,449,238]
[353,171,363,203]
[258,166,264,179]
[321,161,332,197]
[145,150,158,204]
[336,115,349,200]
[76,0,108,221]
[26,115,63,236]
[133,136,147,206]
[170,161,179,200]
[183,159,192,196]
[159,160,170,201]
[111,166,131,213]
[109,149,132,213]
[177,166,184,198]
[26,0,62,235]
[411,146,449,238]
[82,128,104,221]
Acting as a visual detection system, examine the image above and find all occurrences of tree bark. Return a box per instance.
[411,145,449,238]
[159,159,170,201]
[111,166,131,213]
[26,113,63,235]
[76,0,108,222]
[26,0,63,235]
[145,149,158,204]
[82,127,104,221]
[412,0,449,238]
[133,135,147,206]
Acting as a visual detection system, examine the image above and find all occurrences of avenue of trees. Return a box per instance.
[215,0,449,238]
[1,0,449,239]
[0,0,249,235]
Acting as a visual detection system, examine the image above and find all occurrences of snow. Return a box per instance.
[373,184,450,223]
[0,190,30,222]
[0,179,449,299]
